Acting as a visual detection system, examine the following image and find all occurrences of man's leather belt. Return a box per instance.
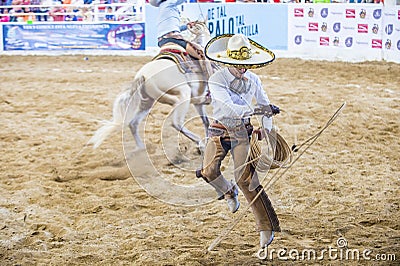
[215,118,251,129]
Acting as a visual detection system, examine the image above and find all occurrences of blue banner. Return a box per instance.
[145,3,288,50]
[2,23,145,51]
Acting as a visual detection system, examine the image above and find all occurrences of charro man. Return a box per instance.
[197,34,281,248]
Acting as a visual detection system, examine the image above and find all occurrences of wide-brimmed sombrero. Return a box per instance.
[204,34,275,69]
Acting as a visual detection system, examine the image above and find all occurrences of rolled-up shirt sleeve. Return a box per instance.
[252,75,273,131]
[253,76,270,107]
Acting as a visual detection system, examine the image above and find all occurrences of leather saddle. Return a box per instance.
[152,43,203,74]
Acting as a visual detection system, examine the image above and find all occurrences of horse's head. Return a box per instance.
[187,20,210,48]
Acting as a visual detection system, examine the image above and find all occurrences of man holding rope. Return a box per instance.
[196,34,281,248]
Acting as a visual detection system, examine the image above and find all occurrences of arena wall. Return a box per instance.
[0,3,399,63]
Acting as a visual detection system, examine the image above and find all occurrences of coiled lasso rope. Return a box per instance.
[249,128,293,172]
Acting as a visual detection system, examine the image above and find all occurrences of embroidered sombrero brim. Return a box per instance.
[205,34,275,69]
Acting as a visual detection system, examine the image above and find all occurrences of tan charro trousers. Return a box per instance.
[200,129,275,231]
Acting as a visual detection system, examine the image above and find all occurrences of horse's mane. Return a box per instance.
[186,20,210,47]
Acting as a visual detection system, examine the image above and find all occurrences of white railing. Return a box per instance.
[0,0,145,23]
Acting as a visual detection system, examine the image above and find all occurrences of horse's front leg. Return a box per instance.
[171,89,202,146]
[193,104,210,152]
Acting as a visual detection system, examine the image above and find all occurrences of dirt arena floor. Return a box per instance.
[0,55,399,265]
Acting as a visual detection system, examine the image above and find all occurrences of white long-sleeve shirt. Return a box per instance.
[157,0,187,38]
[209,68,273,129]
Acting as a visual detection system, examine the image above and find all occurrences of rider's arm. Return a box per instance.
[253,74,270,107]
[251,73,273,131]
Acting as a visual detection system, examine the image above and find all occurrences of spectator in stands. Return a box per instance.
[104,6,115,21]
[31,0,49,21]
[22,6,36,22]
[0,8,10,22]
[5,0,13,5]
[71,0,84,8]
[10,0,23,22]
[49,4,65,21]
[78,6,92,21]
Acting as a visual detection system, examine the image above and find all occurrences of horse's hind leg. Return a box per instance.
[126,84,153,152]
[128,109,149,152]
[193,104,210,136]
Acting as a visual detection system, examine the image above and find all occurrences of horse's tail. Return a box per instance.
[89,76,145,149]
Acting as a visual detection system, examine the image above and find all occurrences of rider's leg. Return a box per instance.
[185,42,204,60]
[186,42,213,77]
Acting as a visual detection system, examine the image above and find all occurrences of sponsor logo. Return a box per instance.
[372,24,379,34]
[321,8,328,18]
[308,8,314,18]
[398,10,400,20]
[385,39,392,49]
[360,9,366,19]
[397,40,400,50]
[333,22,341,33]
[294,8,304,17]
[345,37,353,47]
[309,22,318,32]
[346,9,355,18]
[343,26,355,30]
[294,25,307,28]
[320,37,329,46]
[372,39,382,49]
[356,41,369,45]
[373,9,382,19]
[294,35,302,45]
[385,24,393,35]
[333,37,339,46]
[321,22,328,32]
[358,24,368,33]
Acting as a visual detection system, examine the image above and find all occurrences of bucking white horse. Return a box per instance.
[89,20,217,152]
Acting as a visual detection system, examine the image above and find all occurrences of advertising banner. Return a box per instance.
[382,6,400,63]
[2,23,145,51]
[181,3,288,51]
[288,4,386,61]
